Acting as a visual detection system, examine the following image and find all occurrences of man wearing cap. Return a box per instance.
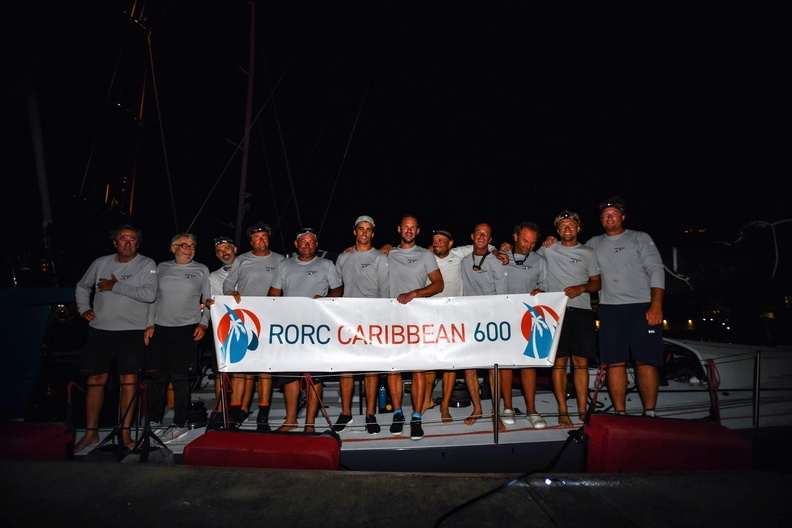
[144,233,212,443]
[222,221,284,430]
[268,228,343,431]
[333,215,389,434]
[536,211,600,426]
[502,221,549,430]
[203,236,237,408]
[585,196,665,417]
[386,215,444,440]
[73,224,158,453]
[209,236,237,297]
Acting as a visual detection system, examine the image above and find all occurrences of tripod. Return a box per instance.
[127,380,171,462]
[90,378,138,461]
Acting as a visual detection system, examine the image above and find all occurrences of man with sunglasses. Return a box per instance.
[586,197,665,418]
[74,224,158,453]
[536,211,600,426]
[268,227,343,431]
[222,221,285,430]
[144,233,212,443]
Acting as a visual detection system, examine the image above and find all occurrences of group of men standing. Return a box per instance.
[72,195,666,451]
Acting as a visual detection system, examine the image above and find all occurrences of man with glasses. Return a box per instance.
[268,228,343,431]
[333,216,389,435]
[144,233,211,443]
[536,211,600,426]
[222,221,284,430]
[386,215,444,440]
[585,197,665,417]
[73,225,158,453]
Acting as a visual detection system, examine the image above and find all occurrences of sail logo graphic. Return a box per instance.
[215,305,262,364]
[520,303,560,359]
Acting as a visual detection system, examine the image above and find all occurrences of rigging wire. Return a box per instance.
[145,25,178,233]
[317,84,369,240]
[184,73,285,234]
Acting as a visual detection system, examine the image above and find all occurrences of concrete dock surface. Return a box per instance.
[2,460,790,527]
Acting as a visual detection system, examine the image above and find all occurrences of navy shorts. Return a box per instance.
[556,307,598,360]
[597,303,664,366]
[79,327,146,376]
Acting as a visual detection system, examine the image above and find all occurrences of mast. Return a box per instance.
[235,1,257,247]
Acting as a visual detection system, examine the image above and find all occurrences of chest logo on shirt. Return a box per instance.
[568,259,582,264]
[184,274,198,279]
[265,267,276,272]
[119,275,133,281]
[359,264,371,269]
[305,271,318,276]
[613,247,625,253]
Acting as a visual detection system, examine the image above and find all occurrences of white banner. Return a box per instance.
[210,293,568,373]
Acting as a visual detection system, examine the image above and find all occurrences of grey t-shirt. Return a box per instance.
[270,256,342,297]
[336,248,390,298]
[388,245,440,297]
[460,251,508,296]
[75,253,158,331]
[504,251,548,294]
[586,229,664,305]
[147,260,211,327]
[222,251,285,296]
[536,243,600,310]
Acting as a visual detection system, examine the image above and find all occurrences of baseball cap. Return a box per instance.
[599,196,626,214]
[354,215,376,229]
[213,236,235,247]
[296,227,318,241]
[246,221,272,237]
[432,229,454,241]
[553,210,581,227]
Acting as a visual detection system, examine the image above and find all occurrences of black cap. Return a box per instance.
[432,230,453,241]
[246,222,272,237]
[213,236,234,247]
[599,196,626,214]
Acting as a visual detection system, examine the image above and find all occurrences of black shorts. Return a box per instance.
[79,327,146,376]
[597,303,664,366]
[556,307,598,360]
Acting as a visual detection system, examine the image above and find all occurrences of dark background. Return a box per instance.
[5,1,791,345]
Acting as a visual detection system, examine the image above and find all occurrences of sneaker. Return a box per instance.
[501,408,516,425]
[527,413,547,429]
[410,419,424,440]
[389,412,405,436]
[159,424,189,443]
[642,409,657,418]
[365,414,381,435]
[332,413,354,432]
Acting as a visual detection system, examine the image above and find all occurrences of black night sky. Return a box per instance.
[6,2,791,344]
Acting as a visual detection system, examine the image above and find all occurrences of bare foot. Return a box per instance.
[276,423,298,432]
[423,399,436,411]
[464,409,483,426]
[497,417,507,433]
[121,428,136,450]
[579,413,587,422]
[441,405,453,424]
[304,424,315,433]
[558,414,574,428]
[74,430,100,454]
